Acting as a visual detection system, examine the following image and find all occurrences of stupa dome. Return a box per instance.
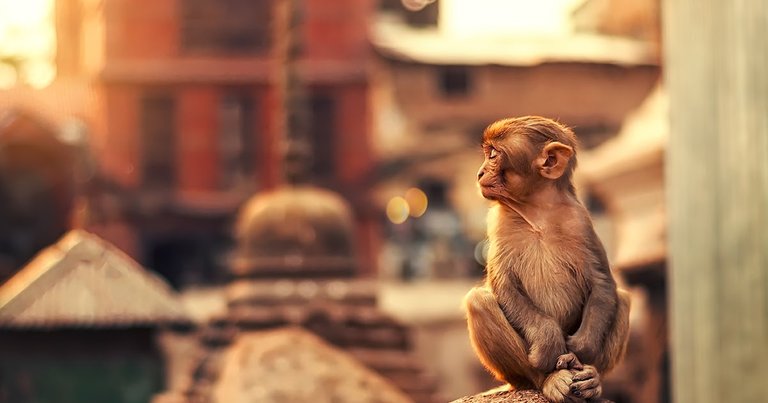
[232,186,357,278]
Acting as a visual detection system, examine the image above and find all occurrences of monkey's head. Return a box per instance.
[477,116,578,203]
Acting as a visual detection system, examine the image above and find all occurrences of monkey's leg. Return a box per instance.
[594,289,632,373]
[568,290,631,402]
[464,287,545,389]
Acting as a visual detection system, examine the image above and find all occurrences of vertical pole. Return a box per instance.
[276,0,311,185]
[664,0,768,402]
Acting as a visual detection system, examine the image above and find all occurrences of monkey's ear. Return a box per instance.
[536,142,573,180]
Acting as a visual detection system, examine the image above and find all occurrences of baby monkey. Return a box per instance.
[464,116,630,402]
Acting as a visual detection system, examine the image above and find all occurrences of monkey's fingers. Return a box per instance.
[556,352,584,371]
[570,378,601,399]
[541,370,575,403]
[572,366,598,382]
[569,365,601,400]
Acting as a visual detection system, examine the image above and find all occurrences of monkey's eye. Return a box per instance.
[489,148,498,159]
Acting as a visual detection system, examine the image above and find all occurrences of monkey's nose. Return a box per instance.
[477,169,484,179]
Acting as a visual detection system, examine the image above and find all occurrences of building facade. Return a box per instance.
[91,0,379,286]
[371,5,660,281]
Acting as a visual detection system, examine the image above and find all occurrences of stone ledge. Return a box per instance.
[452,386,616,403]
[451,386,548,403]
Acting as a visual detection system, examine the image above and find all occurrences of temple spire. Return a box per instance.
[278,0,311,185]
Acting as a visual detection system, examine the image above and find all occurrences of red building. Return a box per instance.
[91,0,378,286]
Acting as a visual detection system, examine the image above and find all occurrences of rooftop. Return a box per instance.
[0,229,189,328]
[371,16,658,67]
[212,328,412,403]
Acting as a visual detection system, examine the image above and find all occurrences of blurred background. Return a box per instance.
[0,0,765,402]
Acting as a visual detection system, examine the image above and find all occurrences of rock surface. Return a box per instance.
[212,327,413,403]
[452,387,617,403]
[451,387,548,403]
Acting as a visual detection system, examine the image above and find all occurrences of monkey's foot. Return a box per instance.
[569,365,602,401]
[541,369,584,403]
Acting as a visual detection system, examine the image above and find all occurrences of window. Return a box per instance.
[573,124,616,150]
[181,0,272,54]
[420,179,448,209]
[140,94,176,188]
[218,90,255,188]
[403,0,439,27]
[586,192,608,215]
[308,92,336,180]
[437,66,472,98]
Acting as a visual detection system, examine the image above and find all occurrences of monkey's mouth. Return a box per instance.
[479,185,497,200]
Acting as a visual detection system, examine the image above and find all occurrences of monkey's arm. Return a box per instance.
[566,228,619,364]
[493,276,567,371]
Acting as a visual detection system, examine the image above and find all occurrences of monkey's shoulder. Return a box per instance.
[486,201,603,270]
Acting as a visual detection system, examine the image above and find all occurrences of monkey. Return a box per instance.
[463,116,631,403]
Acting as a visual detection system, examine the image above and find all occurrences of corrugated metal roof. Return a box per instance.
[0,230,189,328]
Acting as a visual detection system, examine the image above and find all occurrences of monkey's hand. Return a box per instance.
[566,333,598,365]
[568,365,602,400]
[527,321,568,371]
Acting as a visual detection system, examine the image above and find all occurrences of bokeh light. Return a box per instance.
[386,196,410,224]
[24,60,55,88]
[0,63,16,88]
[404,187,428,218]
[473,239,489,266]
[0,0,56,89]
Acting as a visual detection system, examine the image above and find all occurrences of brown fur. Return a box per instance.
[466,116,631,403]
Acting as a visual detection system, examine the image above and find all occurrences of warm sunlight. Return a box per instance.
[440,0,582,37]
[1,1,764,402]
[0,0,56,88]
